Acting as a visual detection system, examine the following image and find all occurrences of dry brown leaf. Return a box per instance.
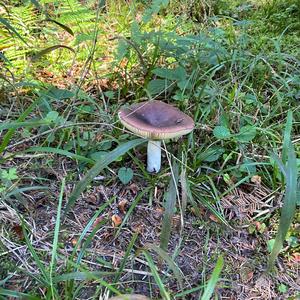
[71,238,78,247]
[132,223,144,233]
[251,175,262,185]
[127,183,139,195]
[112,214,122,227]
[86,194,98,205]
[118,199,128,214]
[93,216,104,228]
[12,224,24,240]
[290,253,300,264]
[209,214,220,223]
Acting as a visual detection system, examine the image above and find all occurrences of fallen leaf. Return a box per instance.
[71,238,78,247]
[132,223,144,233]
[86,194,98,205]
[251,175,261,185]
[127,183,139,195]
[118,199,128,214]
[209,214,220,223]
[93,216,104,228]
[291,253,300,263]
[12,224,24,240]
[172,215,181,230]
[112,214,122,227]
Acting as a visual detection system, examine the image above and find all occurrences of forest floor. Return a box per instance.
[0,0,300,299]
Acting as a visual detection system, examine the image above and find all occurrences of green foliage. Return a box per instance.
[118,167,134,184]
[268,113,299,271]
[65,138,145,215]
[200,255,224,300]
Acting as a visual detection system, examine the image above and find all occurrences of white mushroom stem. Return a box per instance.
[147,140,161,173]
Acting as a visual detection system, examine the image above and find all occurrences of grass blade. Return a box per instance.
[64,138,145,215]
[200,255,224,300]
[31,45,75,61]
[0,17,28,45]
[49,178,65,297]
[0,288,40,300]
[113,232,139,283]
[21,220,50,285]
[65,197,114,295]
[45,18,74,36]
[26,146,94,164]
[0,120,49,131]
[147,244,183,289]
[143,250,170,300]
[268,141,298,271]
[282,110,293,164]
[0,97,42,154]
[160,162,178,251]
[53,271,116,282]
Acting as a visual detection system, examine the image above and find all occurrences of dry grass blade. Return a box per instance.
[160,162,179,251]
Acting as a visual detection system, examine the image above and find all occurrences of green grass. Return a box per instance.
[0,0,299,299]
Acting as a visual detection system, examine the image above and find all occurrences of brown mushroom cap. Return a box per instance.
[118,100,194,140]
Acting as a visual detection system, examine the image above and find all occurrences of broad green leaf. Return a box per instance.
[236,125,256,143]
[197,147,225,162]
[118,167,133,184]
[64,139,145,215]
[267,239,275,253]
[90,151,107,161]
[142,0,169,23]
[240,158,256,175]
[1,168,18,180]
[213,126,231,139]
[44,86,75,100]
[152,66,186,81]
[147,79,171,95]
[44,111,59,122]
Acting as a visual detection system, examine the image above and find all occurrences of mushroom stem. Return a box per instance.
[147,140,161,173]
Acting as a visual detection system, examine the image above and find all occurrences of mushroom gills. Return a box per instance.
[147,140,161,173]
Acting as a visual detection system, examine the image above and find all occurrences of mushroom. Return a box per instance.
[118,100,194,173]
